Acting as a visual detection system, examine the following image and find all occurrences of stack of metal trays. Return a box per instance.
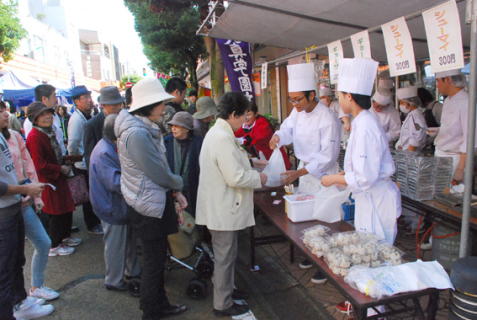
[434,157,453,195]
[392,151,410,196]
[406,157,437,200]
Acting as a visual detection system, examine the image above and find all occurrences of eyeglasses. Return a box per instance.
[287,96,306,104]
[373,104,387,111]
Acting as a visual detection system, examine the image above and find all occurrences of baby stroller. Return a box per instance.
[166,218,214,300]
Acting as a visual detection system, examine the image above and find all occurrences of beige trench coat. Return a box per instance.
[196,118,262,231]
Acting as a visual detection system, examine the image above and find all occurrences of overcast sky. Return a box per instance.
[70,0,153,76]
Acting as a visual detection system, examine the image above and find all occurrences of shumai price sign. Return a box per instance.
[422,0,464,73]
[381,17,416,77]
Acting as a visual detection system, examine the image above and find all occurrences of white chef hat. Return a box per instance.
[435,68,462,78]
[338,58,379,96]
[287,63,316,92]
[379,78,394,89]
[396,86,418,99]
[372,87,392,105]
[319,87,333,97]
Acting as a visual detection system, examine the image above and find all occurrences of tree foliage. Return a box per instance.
[121,74,143,86]
[0,1,27,62]
[125,0,207,90]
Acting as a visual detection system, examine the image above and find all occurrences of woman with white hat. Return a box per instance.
[369,86,401,144]
[114,78,188,319]
[322,58,401,316]
[395,86,427,151]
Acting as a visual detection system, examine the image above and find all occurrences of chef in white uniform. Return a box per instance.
[270,63,341,191]
[322,58,401,317]
[434,68,475,182]
[269,63,341,284]
[321,58,401,246]
[395,86,427,151]
[320,87,351,141]
[369,87,401,144]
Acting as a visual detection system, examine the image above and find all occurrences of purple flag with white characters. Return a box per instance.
[216,39,255,101]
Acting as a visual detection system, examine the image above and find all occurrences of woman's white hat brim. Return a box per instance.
[129,92,175,113]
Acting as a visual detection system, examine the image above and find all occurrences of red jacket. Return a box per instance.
[26,128,75,215]
[235,115,291,170]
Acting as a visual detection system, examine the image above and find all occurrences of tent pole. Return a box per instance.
[460,0,477,258]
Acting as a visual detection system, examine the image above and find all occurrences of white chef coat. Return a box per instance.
[275,102,341,180]
[327,100,351,142]
[24,114,67,155]
[395,108,427,151]
[369,101,401,143]
[434,89,476,154]
[344,110,401,245]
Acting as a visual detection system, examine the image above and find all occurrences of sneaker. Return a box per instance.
[87,224,104,235]
[49,244,74,257]
[13,303,54,320]
[336,300,353,314]
[214,303,249,317]
[30,286,59,300]
[20,297,45,308]
[310,271,327,284]
[62,237,82,247]
[299,260,313,269]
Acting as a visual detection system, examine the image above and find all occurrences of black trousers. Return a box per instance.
[49,212,72,247]
[77,169,100,230]
[0,212,27,320]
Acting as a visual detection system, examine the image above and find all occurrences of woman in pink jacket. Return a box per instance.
[1,111,60,301]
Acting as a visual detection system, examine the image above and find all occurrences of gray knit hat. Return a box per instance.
[193,96,217,120]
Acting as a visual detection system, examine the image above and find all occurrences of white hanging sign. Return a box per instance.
[422,0,464,73]
[261,62,268,89]
[350,30,372,59]
[381,17,417,77]
[327,40,344,84]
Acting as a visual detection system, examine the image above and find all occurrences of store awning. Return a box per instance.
[201,0,470,63]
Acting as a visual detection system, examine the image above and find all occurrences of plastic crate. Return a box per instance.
[342,198,355,221]
[283,194,315,222]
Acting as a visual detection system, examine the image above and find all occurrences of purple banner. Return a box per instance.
[216,39,255,101]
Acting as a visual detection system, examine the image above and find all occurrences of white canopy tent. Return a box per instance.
[199,0,477,257]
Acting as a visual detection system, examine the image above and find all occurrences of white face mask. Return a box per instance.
[320,98,329,106]
[399,104,411,114]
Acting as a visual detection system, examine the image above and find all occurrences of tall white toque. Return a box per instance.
[320,87,333,97]
[338,58,379,96]
[372,87,393,105]
[287,63,316,92]
[396,85,418,100]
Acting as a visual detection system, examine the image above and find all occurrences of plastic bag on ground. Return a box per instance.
[262,148,286,187]
[312,185,351,223]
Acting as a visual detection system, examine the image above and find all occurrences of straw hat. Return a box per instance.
[129,78,174,113]
[193,96,217,119]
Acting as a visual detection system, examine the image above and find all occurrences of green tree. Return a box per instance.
[121,74,143,86]
[125,1,207,90]
[0,0,27,62]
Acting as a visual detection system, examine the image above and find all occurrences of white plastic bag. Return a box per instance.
[312,185,350,223]
[262,148,286,187]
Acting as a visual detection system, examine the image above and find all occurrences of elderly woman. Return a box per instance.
[1,101,59,301]
[234,102,291,169]
[114,78,188,319]
[25,102,78,257]
[395,86,427,152]
[196,92,267,317]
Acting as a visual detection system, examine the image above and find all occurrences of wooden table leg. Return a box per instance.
[427,291,439,320]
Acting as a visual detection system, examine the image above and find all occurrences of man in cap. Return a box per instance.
[67,85,103,235]
[369,86,401,144]
[84,86,124,170]
[270,63,341,283]
[158,77,188,136]
[319,87,351,137]
[192,96,217,139]
[187,90,198,115]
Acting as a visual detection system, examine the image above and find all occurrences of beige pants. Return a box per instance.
[210,230,239,310]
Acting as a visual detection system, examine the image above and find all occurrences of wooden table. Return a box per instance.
[252,191,440,320]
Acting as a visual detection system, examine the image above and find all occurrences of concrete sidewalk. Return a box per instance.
[22,208,333,320]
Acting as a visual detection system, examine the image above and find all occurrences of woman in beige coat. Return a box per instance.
[196,92,267,317]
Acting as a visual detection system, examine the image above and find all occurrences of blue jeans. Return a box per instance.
[0,211,27,320]
[23,205,51,288]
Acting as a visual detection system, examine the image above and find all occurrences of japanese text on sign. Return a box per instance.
[350,30,372,59]
[261,62,268,90]
[381,17,416,77]
[422,1,464,73]
[327,40,344,84]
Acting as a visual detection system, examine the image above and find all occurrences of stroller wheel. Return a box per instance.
[197,260,214,279]
[186,278,207,299]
